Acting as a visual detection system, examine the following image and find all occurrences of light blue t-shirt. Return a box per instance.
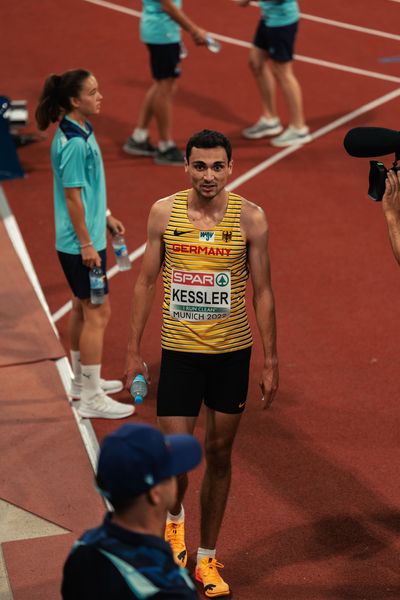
[140,0,182,44]
[51,116,107,254]
[260,0,299,27]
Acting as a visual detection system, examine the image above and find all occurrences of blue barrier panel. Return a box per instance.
[0,97,24,181]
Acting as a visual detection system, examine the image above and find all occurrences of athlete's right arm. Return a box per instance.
[124,198,172,389]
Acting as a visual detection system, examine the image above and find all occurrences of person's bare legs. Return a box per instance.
[79,296,111,365]
[152,78,178,143]
[272,59,306,129]
[248,46,278,120]
[158,415,197,514]
[135,78,177,142]
[78,295,132,418]
[136,82,158,130]
[69,297,84,352]
[200,409,242,550]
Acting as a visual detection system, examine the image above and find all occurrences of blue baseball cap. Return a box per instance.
[96,423,202,500]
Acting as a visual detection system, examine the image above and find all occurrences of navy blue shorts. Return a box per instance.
[147,43,181,80]
[57,249,109,300]
[157,347,252,417]
[253,19,298,62]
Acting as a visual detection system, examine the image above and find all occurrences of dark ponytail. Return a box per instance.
[35,68,91,131]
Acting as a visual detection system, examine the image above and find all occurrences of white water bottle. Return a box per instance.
[179,41,188,59]
[130,374,148,404]
[89,267,105,305]
[205,34,221,53]
[112,234,131,271]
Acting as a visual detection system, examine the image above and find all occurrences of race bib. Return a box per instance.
[170,269,231,321]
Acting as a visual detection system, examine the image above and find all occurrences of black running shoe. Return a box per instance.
[123,137,156,156]
[154,145,185,166]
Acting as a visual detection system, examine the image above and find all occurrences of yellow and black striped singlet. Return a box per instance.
[161,190,253,353]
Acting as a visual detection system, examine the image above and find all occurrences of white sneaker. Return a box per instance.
[270,125,311,147]
[242,117,283,139]
[70,377,123,400]
[78,391,134,420]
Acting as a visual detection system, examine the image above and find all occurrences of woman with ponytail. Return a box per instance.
[36,69,133,420]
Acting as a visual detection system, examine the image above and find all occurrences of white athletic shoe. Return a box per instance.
[78,391,134,420]
[242,117,283,139]
[270,125,312,147]
[70,377,123,400]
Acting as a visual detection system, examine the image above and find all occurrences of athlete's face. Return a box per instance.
[185,146,233,201]
[70,75,103,117]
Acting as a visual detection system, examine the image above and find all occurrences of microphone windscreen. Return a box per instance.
[343,127,400,158]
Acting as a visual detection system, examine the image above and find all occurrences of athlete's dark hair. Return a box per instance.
[35,68,91,131]
[186,129,232,162]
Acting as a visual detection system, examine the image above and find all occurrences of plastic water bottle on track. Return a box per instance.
[130,374,148,404]
[112,234,131,271]
[89,267,105,305]
[205,34,221,53]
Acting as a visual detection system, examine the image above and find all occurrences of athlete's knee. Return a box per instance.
[248,55,264,76]
[205,438,233,473]
[71,297,84,319]
[271,60,292,81]
[83,297,111,328]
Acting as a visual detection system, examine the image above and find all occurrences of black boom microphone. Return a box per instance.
[343,127,400,158]
[343,127,400,201]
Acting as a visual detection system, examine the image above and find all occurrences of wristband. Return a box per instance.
[80,241,93,249]
[106,208,112,217]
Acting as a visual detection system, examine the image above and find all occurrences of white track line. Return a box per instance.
[83,0,400,84]
[56,357,100,472]
[0,186,58,337]
[51,242,146,323]
[228,87,400,191]
[49,0,400,322]
[300,13,400,42]
[240,0,400,42]
[0,185,101,478]
[213,31,400,84]
[52,87,400,320]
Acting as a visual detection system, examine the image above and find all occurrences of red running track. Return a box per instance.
[2,1,400,598]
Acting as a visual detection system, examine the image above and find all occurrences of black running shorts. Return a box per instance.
[147,43,181,80]
[57,249,109,300]
[157,347,252,417]
[253,19,298,62]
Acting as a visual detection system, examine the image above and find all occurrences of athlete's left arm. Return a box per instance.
[243,201,279,409]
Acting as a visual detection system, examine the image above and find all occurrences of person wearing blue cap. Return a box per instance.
[61,422,202,599]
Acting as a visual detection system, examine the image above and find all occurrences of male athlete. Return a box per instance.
[124,129,278,597]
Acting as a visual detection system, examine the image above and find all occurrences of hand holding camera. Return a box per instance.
[343,127,400,201]
[382,168,400,218]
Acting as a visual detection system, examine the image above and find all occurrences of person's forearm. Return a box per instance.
[385,212,400,265]
[65,189,92,246]
[127,279,157,355]
[161,0,197,33]
[253,290,278,363]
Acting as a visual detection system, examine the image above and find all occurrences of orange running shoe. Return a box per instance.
[165,521,187,567]
[195,557,230,597]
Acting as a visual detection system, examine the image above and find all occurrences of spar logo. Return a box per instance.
[216,273,229,287]
[173,270,214,286]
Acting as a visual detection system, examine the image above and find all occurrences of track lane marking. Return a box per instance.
[83,0,400,84]
[52,87,400,321]
[237,0,400,41]
[49,0,400,321]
